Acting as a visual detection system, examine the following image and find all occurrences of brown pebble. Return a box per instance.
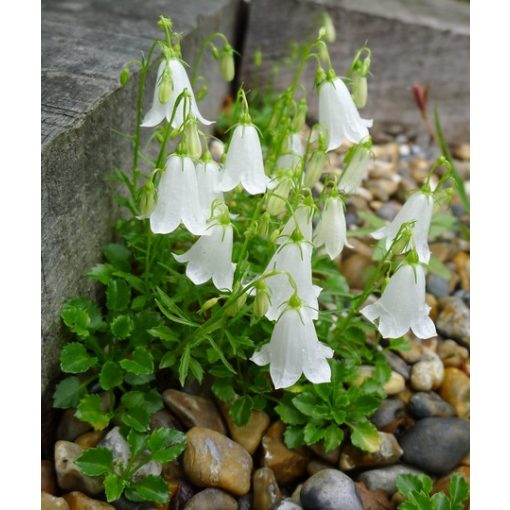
[42,459,57,494]
[42,491,70,510]
[437,339,469,368]
[183,427,253,496]
[426,294,438,321]
[57,410,92,442]
[183,488,237,510]
[340,254,374,290]
[63,491,115,509]
[355,482,392,510]
[440,368,470,418]
[261,422,309,485]
[163,390,226,434]
[253,467,281,510]
[309,442,340,465]
[307,460,331,476]
[75,431,105,450]
[432,466,470,509]
[453,252,470,291]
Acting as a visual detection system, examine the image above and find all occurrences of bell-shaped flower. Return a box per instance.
[173,203,235,291]
[318,76,372,152]
[338,144,370,194]
[142,58,213,128]
[196,160,223,223]
[218,123,268,195]
[372,191,434,263]
[263,240,321,323]
[277,204,314,243]
[265,174,293,216]
[150,155,207,235]
[277,133,305,170]
[360,263,436,339]
[250,304,334,389]
[313,196,352,259]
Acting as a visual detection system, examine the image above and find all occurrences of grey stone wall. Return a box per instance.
[41,0,242,406]
[240,0,469,143]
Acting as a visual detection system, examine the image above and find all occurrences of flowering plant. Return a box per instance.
[51,13,460,505]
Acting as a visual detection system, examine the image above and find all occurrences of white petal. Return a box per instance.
[411,314,437,339]
[196,161,224,222]
[319,78,371,152]
[179,157,208,235]
[277,205,313,243]
[338,145,370,194]
[141,61,170,128]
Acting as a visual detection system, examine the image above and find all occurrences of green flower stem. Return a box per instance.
[191,32,230,89]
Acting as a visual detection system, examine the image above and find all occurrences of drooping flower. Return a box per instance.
[318,76,372,152]
[277,204,314,243]
[195,160,223,223]
[173,204,235,291]
[250,305,333,389]
[277,133,304,170]
[338,144,370,194]
[263,240,321,322]
[360,263,436,339]
[265,175,293,216]
[313,196,352,259]
[141,58,213,128]
[150,155,207,235]
[372,191,434,263]
[218,123,268,195]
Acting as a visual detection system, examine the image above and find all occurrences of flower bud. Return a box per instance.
[157,16,173,31]
[211,45,220,60]
[293,99,308,132]
[351,73,367,108]
[266,177,292,216]
[254,283,270,318]
[196,85,208,101]
[257,212,270,237]
[183,117,202,160]
[304,151,326,188]
[226,291,248,317]
[158,64,173,104]
[220,44,235,82]
[138,180,157,219]
[119,67,129,86]
[322,13,336,43]
[200,297,220,313]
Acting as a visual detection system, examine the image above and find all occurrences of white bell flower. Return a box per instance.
[318,77,372,152]
[372,191,434,263]
[338,144,370,194]
[277,133,304,170]
[173,204,235,291]
[360,263,436,339]
[250,306,334,389]
[263,240,321,323]
[150,155,207,235]
[141,58,213,128]
[196,160,223,223]
[277,204,314,243]
[313,196,352,259]
[218,123,268,195]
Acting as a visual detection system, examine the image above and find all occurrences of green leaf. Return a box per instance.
[53,376,84,408]
[104,473,126,502]
[76,394,113,431]
[99,361,123,390]
[127,429,147,458]
[275,401,307,426]
[148,428,187,463]
[350,420,380,453]
[104,243,131,272]
[60,342,98,374]
[113,271,145,293]
[429,214,458,240]
[387,337,411,352]
[60,304,90,338]
[121,406,150,432]
[323,424,344,452]
[120,347,154,375]
[292,393,318,417]
[396,474,433,499]
[189,357,204,384]
[75,447,113,476]
[155,288,200,327]
[148,325,179,344]
[303,422,325,445]
[126,475,169,504]
[110,315,134,339]
[430,492,449,510]
[131,295,148,311]
[230,395,254,427]
[106,280,131,312]
[449,474,469,509]
[132,310,162,343]
[428,255,452,280]
[159,351,177,370]
[86,263,115,285]
[212,378,236,402]
[350,395,381,417]
[283,425,305,449]
[178,346,191,386]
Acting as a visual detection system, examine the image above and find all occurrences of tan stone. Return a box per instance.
[183,427,252,496]
[355,482,393,510]
[163,389,225,434]
[437,339,469,368]
[355,366,405,395]
[339,432,402,471]
[426,293,438,321]
[261,422,309,485]
[63,491,115,509]
[75,431,105,450]
[54,441,103,495]
[410,351,444,392]
[253,467,281,510]
[440,368,470,417]
[340,254,374,290]
[309,442,340,465]
[453,252,470,291]
[183,488,237,510]
[219,401,270,454]
[42,492,70,510]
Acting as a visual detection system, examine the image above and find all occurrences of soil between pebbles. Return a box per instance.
[42,134,470,510]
